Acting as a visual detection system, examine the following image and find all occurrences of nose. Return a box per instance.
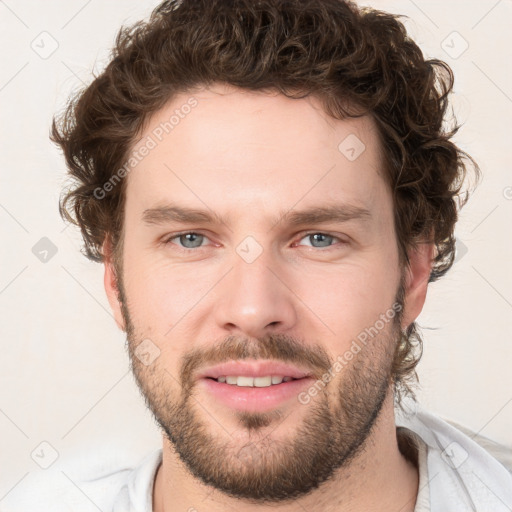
[212,246,298,339]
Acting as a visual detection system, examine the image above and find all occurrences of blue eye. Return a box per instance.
[163,231,345,251]
[297,232,342,248]
[165,232,208,249]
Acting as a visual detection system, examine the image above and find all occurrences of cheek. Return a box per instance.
[121,222,400,342]
[122,255,214,330]
[293,255,400,342]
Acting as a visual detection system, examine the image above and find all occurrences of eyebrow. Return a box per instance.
[142,202,372,229]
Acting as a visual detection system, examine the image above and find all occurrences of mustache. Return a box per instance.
[180,333,333,392]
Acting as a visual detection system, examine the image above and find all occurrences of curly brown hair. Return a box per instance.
[50,0,479,402]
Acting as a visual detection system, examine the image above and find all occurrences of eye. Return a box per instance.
[296,232,346,249]
[162,231,347,251]
[164,232,210,249]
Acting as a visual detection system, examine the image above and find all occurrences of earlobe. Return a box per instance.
[103,237,126,332]
[400,241,435,330]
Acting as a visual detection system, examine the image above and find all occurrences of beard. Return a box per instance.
[115,267,404,504]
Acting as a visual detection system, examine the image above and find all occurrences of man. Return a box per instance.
[24,0,512,510]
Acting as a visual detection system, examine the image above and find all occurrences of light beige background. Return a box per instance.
[1,0,511,505]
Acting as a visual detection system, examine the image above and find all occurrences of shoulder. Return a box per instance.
[442,417,512,473]
[5,446,162,512]
[396,401,512,512]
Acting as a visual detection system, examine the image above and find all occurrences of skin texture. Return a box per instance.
[104,83,433,511]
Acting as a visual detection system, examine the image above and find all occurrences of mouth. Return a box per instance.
[196,360,315,413]
[206,375,301,386]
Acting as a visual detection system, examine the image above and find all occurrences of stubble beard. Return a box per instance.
[115,266,403,503]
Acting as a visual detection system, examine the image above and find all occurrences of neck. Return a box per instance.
[153,391,419,512]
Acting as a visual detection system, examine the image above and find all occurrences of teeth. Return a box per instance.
[237,376,254,387]
[254,376,271,387]
[216,375,296,387]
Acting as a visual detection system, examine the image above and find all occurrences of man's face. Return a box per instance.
[110,83,405,502]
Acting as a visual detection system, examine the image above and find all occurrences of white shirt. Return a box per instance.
[6,404,512,511]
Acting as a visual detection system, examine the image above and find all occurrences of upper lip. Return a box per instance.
[197,360,313,380]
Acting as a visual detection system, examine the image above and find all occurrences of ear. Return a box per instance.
[400,241,435,330]
[103,236,126,331]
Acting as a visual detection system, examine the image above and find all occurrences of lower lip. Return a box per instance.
[198,377,314,413]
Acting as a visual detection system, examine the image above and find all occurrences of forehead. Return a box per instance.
[125,83,388,221]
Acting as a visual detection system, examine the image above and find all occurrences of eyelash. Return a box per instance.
[162,231,348,251]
